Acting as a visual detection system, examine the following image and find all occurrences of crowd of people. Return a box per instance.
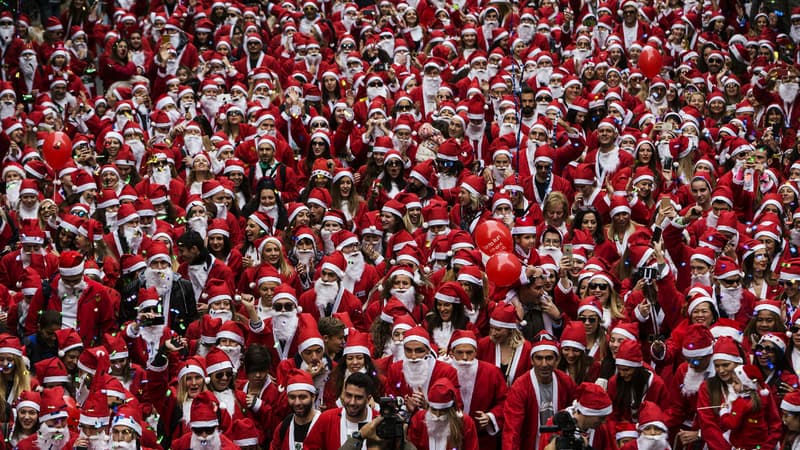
[0,0,799,448]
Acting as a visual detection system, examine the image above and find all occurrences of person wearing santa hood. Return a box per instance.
[16,387,76,450]
[110,402,157,450]
[204,347,251,425]
[607,339,668,423]
[503,333,576,450]
[718,364,782,450]
[752,331,799,398]
[176,230,235,304]
[712,255,756,329]
[477,302,534,386]
[537,381,616,450]
[74,389,111,450]
[584,117,633,188]
[383,326,459,412]
[406,377,480,450]
[8,390,40,447]
[270,369,321,450]
[275,323,334,410]
[781,390,800,449]
[243,284,317,363]
[171,390,239,450]
[25,251,114,347]
[0,219,58,291]
[303,371,378,450]
[331,229,380,304]
[619,401,670,450]
[447,330,506,450]
[297,251,366,331]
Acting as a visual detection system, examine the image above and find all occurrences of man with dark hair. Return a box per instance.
[303,372,377,450]
[318,316,346,362]
[24,310,61,366]
[270,369,320,450]
[176,230,235,303]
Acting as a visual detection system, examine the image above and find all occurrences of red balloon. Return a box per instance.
[639,46,664,78]
[486,252,522,287]
[42,131,73,170]
[474,220,513,256]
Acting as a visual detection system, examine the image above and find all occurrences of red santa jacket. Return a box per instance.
[0,250,59,291]
[383,359,460,399]
[407,409,480,450]
[502,369,576,450]
[171,431,240,450]
[302,406,378,450]
[25,276,115,347]
[463,360,508,450]
[719,392,782,450]
[477,336,533,387]
[298,287,367,332]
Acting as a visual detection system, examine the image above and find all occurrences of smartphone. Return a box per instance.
[161,34,170,46]
[660,197,671,210]
[563,244,573,259]
[663,156,673,169]
[651,226,662,244]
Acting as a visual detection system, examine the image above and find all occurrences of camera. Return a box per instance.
[636,267,658,282]
[540,411,592,450]
[141,316,165,327]
[376,396,407,441]
[21,94,34,103]
[373,62,388,72]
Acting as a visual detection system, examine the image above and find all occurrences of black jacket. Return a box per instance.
[120,273,197,336]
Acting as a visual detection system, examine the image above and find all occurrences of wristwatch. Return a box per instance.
[351,431,363,441]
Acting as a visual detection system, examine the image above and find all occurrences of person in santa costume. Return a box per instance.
[25,250,115,347]
[503,333,576,450]
[0,219,58,292]
[302,371,378,450]
[383,326,459,413]
[781,390,800,450]
[477,302,533,387]
[297,251,366,331]
[270,369,321,450]
[171,390,239,450]
[537,381,617,450]
[620,401,671,450]
[407,377,480,450]
[176,230,235,304]
[16,387,76,450]
[204,347,252,425]
[275,323,334,410]
[448,329,506,450]
[110,402,158,450]
[719,364,781,450]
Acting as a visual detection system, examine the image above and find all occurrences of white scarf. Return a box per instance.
[188,259,212,301]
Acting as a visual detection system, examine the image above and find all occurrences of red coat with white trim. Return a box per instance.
[462,360,508,450]
[719,392,782,450]
[0,250,59,291]
[607,368,668,423]
[501,369,576,450]
[383,359,460,399]
[477,336,533,387]
[664,362,706,431]
[171,431,240,450]
[301,407,379,450]
[407,409,480,450]
[297,287,366,332]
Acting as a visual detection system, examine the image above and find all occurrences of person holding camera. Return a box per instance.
[303,372,378,450]
[407,377,479,450]
[538,382,616,450]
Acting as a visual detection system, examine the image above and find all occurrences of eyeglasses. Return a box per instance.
[719,278,741,286]
[273,302,295,312]
[311,141,326,147]
[754,344,777,354]
[310,122,326,129]
[397,104,413,111]
[368,81,384,88]
[341,44,355,50]
[578,316,598,323]
[587,283,609,291]
[227,13,238,18]
[214,371,233,379]
[535,164,552,171]
[623,9,637,15]
[192,426,217,436]
[386,161,402,167]
[247,41,260,46]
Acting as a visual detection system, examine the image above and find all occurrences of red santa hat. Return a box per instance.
[35,357,70,385]
[216,321,245,346]
[403,326,432,349]
[754,300,782,318]
[781,391,800,413]
[230,418,260,447]
[577,297,603,318]
[434,282,470,308]
[190,391,221,428]
[489,302,521,329]
[39,387,69,423]
[15,390,40,413]
[58,250,85,277]
[427,378,458,410]
[286,369,317,394]
[342,332,372,356]
[574,382,613,416]
[448,329,478,351]
[560,320,587,352]
[733,364,769,396]
[682,324,714,358]
[297,325,325,354]
[759,332,787,353]
[205,348,234,375]
[637,401,667,432]
[530,332,559,358]
[320,252,347,280]
[80,390,110,428]
[714,256,740,280]
[615,339,643,367]
[77,346,110,376]
[178,356,207,381]
[112,403,143,437]
[712,336,743,364]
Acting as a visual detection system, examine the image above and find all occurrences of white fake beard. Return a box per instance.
[180,100,196,118]
[20,56,37,78]
[573,49,591,68]
[111,440,138,450]
[0,25,12,45]
[320,229,335,255]
[499,123,516,137]
[367,86,388,101]
[200,96,221,120]
[5,181,19,209]
[517,23,534,43]
[550,86,564,99]
[719,286,743,316]
[598,149,621,173]
[594,28,610,48]
[295,249,314,267]
[452,359,478,405]
[681,366,706,396]
[483,20,498,35]
[218,344,242,372]
[314,278,340,311]
[422,76,442,96]
[140,324,165,362]
[536,68,553,87]
[792,25,800,43]
[470,68,489,82]
[76,373,91,404]
[492,166,508,186]
[188,216,208,239]
[124,226,143,253]
[402,354,434,390]
[466,122,484,139]
[144,267,173,298]
[58,279,87,298]
[0,100,14,120]
[208,308,233,323]
[691,273,711,286]
[151,167,172,185]
[258,204,277,223]
[705,211,719,228]
[190,431,221,449]
[126,139,146,163]
[253,94,271,108]
[438,173,458,190]
[390,287,416,311]
[213,202,228,220]
[86,431,110,450]
[343,251,364,291]
[538,246,563,263]
[184,135,204,157]
[231,96,247,113]
[37,424,71,450]
[273,311,299,342]
[636,433,669,450]
[424,410,451,442]
[779,82,799,104]
[164,109,182,127]
[385,339,403,361]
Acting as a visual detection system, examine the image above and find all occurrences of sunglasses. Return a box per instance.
[273,303,295,312]
[368,82,384,88]
[386,161,402,167]
[192,427,217,435]
[780,280,797,287]
[791,326,800,334]
[537,96,553,102]
[578,316,598,323]
[587,283,609,291]
[341,44,355,50]
[754,344,777,354]
[214,371,233,379]
[311,141,326,147]
[720,278,741,286]
[397,104,413,111]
